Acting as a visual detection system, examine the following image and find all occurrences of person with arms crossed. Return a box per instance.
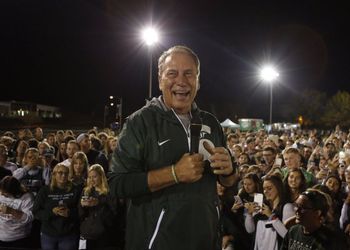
[109,45,236,250]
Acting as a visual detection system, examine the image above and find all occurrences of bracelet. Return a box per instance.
[171,164,179,184]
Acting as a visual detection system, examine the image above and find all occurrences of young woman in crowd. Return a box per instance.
[232,173,262,212]
[69,151,89,187]
[0,176,34,248]
[14,139,29,168]
[103,136,118,164]
[13,148,45,197]
[324,174,346,228]
[79,164,119,250]
[238,152,250,167]
[56,141,68,162]
[97,132,108,150]
[230,173,262,250]
[245,175,294,250]
[33,164,81,250]
[283,168,307,204]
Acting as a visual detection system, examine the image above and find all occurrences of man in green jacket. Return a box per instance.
[109,45,236,250]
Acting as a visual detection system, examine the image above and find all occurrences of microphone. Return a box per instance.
[190,115,202,154]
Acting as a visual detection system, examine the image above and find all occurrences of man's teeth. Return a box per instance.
[174,92,189,95]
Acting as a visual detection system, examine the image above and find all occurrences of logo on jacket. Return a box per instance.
[158,139,171,146]
[200,125,211,139]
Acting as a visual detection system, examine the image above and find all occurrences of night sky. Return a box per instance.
[2,0,350,123]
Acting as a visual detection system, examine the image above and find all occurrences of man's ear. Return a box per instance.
[159,76,163,91]
[316,210,322,219]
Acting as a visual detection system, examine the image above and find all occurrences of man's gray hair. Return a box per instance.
[158,45,200,77]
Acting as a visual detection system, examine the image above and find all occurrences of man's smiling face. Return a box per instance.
[159,52,199,114]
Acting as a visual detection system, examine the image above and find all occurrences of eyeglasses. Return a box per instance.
[293,204,315,214]
[56,171,68,176]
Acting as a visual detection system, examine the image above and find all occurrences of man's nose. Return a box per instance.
[176,74,189,84]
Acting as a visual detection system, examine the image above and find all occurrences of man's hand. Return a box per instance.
[203,142,233,176]
[175,153,204,183]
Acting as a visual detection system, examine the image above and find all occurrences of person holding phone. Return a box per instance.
[245,175,295,250]
[230,173,262,250]
[79,164,119,250]
[33,164,81,250]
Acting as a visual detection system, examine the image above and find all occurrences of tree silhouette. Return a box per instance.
[322,91,350,127]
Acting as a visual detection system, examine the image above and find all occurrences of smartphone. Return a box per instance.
[254,193,264,207]
[275,158,282,167]
[234,195,243,204]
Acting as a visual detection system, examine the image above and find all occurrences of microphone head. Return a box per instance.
[190,123,202,137]
[190,113,202,136]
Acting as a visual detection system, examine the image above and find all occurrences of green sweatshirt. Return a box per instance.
[33,184,81,237]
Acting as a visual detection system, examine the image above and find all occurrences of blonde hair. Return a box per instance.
[50,164,72,191]
[69,151,88,181]
[103,136,117,155]
[22,147,39,166]
[84,164,109,196]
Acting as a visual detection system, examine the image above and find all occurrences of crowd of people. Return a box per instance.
[1,44,350,250]
[0,127,124,250]
[219,126,350,250]
[2,125,349,249]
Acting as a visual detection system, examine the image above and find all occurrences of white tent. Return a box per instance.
[220,118,240,128]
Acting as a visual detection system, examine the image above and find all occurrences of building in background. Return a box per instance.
[0,101,61,120]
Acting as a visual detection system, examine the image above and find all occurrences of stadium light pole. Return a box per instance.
[260,66,279,125]
[141,27,159,99]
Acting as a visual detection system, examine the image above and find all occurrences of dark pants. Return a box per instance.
[0,236,31,248]
[41,232,79,250]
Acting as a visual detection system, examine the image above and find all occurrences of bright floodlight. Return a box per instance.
[142,27,159,46]
[260,66,279,82]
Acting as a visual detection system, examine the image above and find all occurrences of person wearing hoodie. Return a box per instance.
[33,164,80,250]
[109,45,236,250]
[0,176,34,248]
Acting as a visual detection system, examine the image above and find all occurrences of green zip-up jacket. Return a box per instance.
[33,184,80,237]
[109,97,227,250]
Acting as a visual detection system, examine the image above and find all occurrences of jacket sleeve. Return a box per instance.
[282,203,295,223]
[13,168,26,180]
[33,186,54,222]
[244,213,256,233]
[16,193,34,224]
[340,202,349,230]
[109,116,151,199]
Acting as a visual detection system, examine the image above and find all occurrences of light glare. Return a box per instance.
[260,66,279,82]
[142,27,159,46]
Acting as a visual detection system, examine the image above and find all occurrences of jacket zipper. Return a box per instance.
[148,208,166,249]
[171,109,191,151]
[216,205,220,220]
